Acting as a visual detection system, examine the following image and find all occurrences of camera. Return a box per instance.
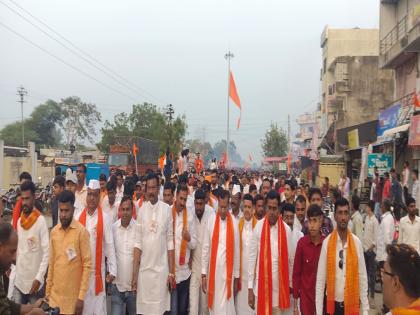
[40,301,60,315]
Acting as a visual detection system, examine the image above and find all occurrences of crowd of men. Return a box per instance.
[0,163,419,315]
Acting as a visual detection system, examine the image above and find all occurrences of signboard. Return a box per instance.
[347,129,359,149]
[367,153,393,177]
[279,162,287,171]
[408,115,420,146]
[377,103,401,136]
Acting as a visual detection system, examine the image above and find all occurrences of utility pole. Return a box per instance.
[225,51,234,167]
[287,114,291,150]
[17,86,27,147]
[166,104,174,150]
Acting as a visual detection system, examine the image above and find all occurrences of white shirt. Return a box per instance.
[134,200,173,315]
[398,215,420,253]
[75,184,87,209]
[173,207,197,283]
[402,168,410,188]
[116,185,124,203]
[377,211,395,262]
[315,232,369,315]
[412,180,419,200]
[362,214,379,253]
[289,225,304,288]
[101,196,120,223]
[230,208,243,221]
[15,214,49,294]
[248,219,293,308]
[112,219,137,292]
[191,205,212,276]
[351,211,364,241]
[243,184,250,194]
[75,209,117,278]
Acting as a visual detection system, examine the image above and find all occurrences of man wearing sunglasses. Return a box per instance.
[315,198,368,315]
[382,244,420,314]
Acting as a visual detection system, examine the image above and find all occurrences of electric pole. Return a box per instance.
[225,51,234,167]
[17,86,27,147]
[166,104,174,150]
[287,114,291,150]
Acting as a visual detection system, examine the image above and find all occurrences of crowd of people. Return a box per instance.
[0,162,419,315]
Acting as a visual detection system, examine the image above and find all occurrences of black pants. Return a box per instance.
[170,276,190,315]
[364,250,376,298]
[334,302,344,315]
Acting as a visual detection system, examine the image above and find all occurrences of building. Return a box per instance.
[320,26,395,136]
[379,0,420,173]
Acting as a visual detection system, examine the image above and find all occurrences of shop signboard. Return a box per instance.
[408,115,420,146]
[377,103,401,136]
[367,153,393,177]
[347,129,359,149]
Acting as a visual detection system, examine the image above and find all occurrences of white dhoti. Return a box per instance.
[189,269,209,315]
[81,275,106,315]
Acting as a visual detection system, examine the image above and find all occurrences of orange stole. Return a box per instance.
[326,229,359,315]
[238,216,257,291]
[20,209,42,230]
[79,208,104,295]
[257,217,290,314]
[208,213,234,310]
[391,298,420,315]
[12,199,23,230]
[172,206,188,265]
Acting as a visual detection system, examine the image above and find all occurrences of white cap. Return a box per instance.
[232,184,241,196]
[65,169,77,184]
[88,179,100,190]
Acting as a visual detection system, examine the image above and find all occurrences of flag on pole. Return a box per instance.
[414,91,420,108]
[132,143,138,157]
[229,71,242,129]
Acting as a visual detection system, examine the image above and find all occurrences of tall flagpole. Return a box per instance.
[225,51,234,168]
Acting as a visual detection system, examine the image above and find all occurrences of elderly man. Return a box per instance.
[75,180,117,315]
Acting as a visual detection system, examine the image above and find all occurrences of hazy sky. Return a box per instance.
[0,0,379,162]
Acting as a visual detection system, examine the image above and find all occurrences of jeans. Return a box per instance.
[170,277,190,315]
[11,286,42,304]
[364,250,376,298]
[110,284,136,315]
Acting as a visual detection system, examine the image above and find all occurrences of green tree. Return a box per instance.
[98,102,187,155]
[0,100,62,147]
[261,123,288,157]
[59,96,101,145]
[213,140,243,166]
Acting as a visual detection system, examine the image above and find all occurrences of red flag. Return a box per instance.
[132,143,138,157]
[221,151,228,165]
[414,91,420,108]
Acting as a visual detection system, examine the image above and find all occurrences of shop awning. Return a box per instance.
[382,123,410,137]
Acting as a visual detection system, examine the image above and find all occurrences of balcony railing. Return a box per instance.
[380,15,408,55]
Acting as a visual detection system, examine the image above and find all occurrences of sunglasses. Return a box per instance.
[339,249,344,269]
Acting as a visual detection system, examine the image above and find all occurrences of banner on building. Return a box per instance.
[347,129,360,149]
[377,103,401,136]
[409,114,420,146]
[367,153,393,177]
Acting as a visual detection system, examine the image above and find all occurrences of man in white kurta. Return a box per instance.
[75,180,117,315]
[132,174,175,315]
[235,194,256,315]
[202,191,240,315]
[190,190,212,315]
[248,192,294,314]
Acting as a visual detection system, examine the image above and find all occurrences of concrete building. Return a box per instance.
[320,26,394,136]
[379,0,420,172]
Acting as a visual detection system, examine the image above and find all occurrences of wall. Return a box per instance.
[336,56,395,129]
[317,163,345,187]
[2,156,32,191]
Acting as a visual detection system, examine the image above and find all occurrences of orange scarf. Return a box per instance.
[208,212,234,310]
[137,197,143,208]
[79,208,104,295]
[12,199,22,230]
[326,229,359,315]
[392,298,420,315]
[172,206,188,265]
[20,209,41,230]
[238,216,257,291]
[257,217,290,314]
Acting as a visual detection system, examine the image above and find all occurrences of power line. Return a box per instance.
[0,21,140,103]
[4,0,167,105]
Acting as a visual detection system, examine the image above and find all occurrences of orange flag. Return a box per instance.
[229,71,242,129]
[132,143,138,157]
[413,91,420,108]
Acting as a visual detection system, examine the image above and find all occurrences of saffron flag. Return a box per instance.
[132,143,138,157]
[229,71,242,129]
[413,91,420,108]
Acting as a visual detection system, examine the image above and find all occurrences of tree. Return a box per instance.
[213,140,244,166]
[59,96,101,145]
[261,123,288,157]
[185,139,214,164]
[0,100,62,147]
[98,102,187,155]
